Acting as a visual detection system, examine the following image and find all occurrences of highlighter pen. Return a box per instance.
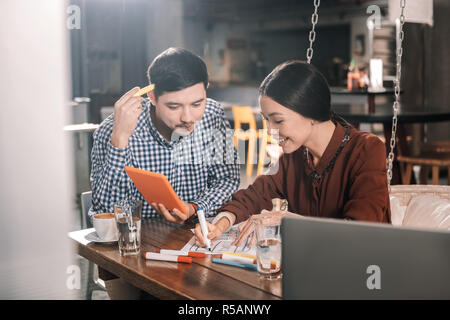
[221,253,256,265]
[145,252,192,264]
[197,209,211,251]
[159,249,206,258]
[133,84,155,97]
[223,252,257,259]
[222,252,278,269]
[212,258,257,271]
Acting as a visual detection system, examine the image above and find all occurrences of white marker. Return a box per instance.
[158,249,206,258]
[144,252,192,264]
[197,209,211,251]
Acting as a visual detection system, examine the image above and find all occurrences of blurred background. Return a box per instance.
[0,0,449,299]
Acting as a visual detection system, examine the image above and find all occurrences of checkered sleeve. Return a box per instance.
[191,105,240,218]
[89,117,132,217]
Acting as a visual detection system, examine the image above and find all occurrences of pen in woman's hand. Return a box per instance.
[197,209,211,251]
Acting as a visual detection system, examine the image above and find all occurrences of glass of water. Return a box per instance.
[113,199,142,256]
[253,214,282,280]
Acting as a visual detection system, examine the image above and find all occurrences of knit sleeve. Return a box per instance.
[343,136,391,223]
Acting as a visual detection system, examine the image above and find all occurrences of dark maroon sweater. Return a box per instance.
[218,121,391,224]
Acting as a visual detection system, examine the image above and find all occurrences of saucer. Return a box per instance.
[85,231,118,244]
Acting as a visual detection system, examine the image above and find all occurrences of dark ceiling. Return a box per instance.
[183,0,387,22]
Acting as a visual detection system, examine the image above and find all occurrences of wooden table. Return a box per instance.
[69,218,281,300]
[333,103,450,184]
[332,103,450,124]
[330,87,399,113]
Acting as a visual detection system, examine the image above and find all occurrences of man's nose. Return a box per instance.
[180,107,193,123]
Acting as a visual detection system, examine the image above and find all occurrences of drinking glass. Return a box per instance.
[253,214,282,280]
[114,199,142,256]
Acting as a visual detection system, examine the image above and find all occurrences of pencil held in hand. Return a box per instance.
[133,84,155,97]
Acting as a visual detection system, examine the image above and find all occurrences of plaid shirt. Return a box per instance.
[90,98,240,219]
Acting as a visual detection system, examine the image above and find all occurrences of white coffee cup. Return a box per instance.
[93,213,118,241]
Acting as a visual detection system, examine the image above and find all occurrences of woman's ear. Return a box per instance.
[309,118,318,126]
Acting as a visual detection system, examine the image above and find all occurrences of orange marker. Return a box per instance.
[159,249,206,258]
[145,252,192,264]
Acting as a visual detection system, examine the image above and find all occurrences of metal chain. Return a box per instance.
[387,0,406,189]
[306,0,320,64]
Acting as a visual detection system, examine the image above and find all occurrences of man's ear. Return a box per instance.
[147,91,156,105]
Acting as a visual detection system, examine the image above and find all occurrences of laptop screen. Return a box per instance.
[281,216,450,299]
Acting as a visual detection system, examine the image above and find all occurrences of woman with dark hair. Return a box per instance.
[194,60,391,247]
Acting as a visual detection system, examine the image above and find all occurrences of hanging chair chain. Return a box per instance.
[387,0,406,189]
[306,0,320,64]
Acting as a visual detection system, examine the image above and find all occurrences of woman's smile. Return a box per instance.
[278,137,289,146]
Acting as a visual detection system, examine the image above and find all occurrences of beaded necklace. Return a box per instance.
[303,123,351,182]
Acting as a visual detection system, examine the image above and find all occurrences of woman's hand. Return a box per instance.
[232,210,297,247]
[150,201,195,224]
[194,217,230,248]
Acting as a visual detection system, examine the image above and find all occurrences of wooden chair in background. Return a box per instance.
[232,106,282,178]
[257,118,281,176]
[80,191,107,299]
[397,141,450,185]
[232,106,258,178]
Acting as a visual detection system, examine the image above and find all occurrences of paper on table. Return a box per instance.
[181,223,256,255]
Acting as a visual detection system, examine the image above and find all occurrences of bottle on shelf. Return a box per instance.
[347,59,360,91]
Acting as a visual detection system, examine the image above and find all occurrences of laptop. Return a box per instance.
[281,216,450,299]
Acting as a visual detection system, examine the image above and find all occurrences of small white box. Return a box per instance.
[369,59,383,90]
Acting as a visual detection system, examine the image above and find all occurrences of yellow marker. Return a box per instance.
[133,84,155,97]
[223,252,278,266]
[223,252,256,259]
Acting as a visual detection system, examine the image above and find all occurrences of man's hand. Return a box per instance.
[150,200,195,224]
[111,87,145,149]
